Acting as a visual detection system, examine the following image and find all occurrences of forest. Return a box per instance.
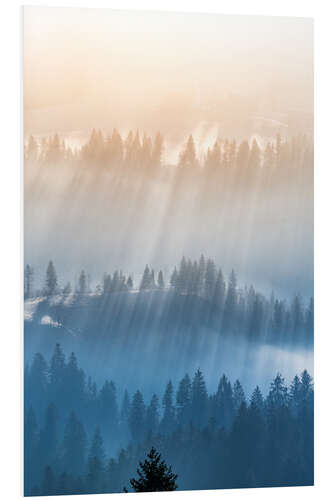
[24,129,314,301]
[24,128,313,179]
[24,344,313,495]
[24,256,314,347]
[24,129,314,495]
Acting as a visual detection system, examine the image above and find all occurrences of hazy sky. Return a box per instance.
[24,7,313,141]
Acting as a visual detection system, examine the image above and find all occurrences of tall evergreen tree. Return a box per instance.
[160,380,175,434]
[126,447,178,492]
[24,264,34,298]
[178,135,198,168]
[191,369,208,427]
[224,269,238,329]
[233,380,246,412]
[176,373,191,426]
[140,265,151,290]
[146,394,159,435]
[87,427,106,493]
[129,390,146,442]
[157,270,165,289]
[45,260,58,296]
[78,270,87,294]
[62,412,87,476]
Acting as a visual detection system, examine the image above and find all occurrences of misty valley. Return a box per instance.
[24,254,313,495]
[24,128,313,495]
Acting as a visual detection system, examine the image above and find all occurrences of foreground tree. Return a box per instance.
[125,447,178,492]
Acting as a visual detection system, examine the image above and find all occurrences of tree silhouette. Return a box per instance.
[125,447,178,492]
[45,260,58,295]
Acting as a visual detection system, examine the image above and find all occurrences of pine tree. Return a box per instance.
[140,265,151,290]
[304,297,314,337]
[212,269,225,307]
[175,256,188,294]
[289,375,302,416]
[146,394,159,435]
[214,374,234,429]
[224,269,238,329]
[160,380,175,434]
[89,426,106,465]
[170,267,178,288]
[300,370,313,403]
[49,343,66,399]
[291,294,304,335]
[236,141,249,169]
[176,373,191,426]
[45,260,58,295]
[109,128,123,167]
[87,427,106,494]
[78,270,87,294]
[198,255,206,296]
[263,142,274,169]
[233,380,246,412]
[204,258,217,300]
[63,412,87,476]
[191,369,208,427]
[98,380,118,428]
[250,386,264,414]
[24,264,34,298]
[150,269,156,289]
[121,390,130,424]
[26,135,38,162]
[152,132,164,168]
[41,466,56,496]
[178,135,198,168]
[24,407,38,495]
[26,352,48,413]
[266,373,288,409]
[157,270,165,289]
[39,403,59,470]
[126,275,133,290]
[126,447,178,492]
[64,351,85,408]
[129,390,146,441]
[248,138,261,169]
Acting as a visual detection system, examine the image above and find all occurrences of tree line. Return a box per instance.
[24,256,314,343]
[24,344,313,495]
[25,128,313,173]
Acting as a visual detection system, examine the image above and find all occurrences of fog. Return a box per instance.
[23,10,314,495]
[24,293,313,399]
[24,7,313,299]
[25,153,313,299]
[24,7,313,141]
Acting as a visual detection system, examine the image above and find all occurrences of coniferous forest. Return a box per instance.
[24,130,314,494]
[24,9,314,496]
[24,343,313,495]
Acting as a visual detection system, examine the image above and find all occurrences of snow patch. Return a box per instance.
[40,315,61,328]
[24,297,45,321]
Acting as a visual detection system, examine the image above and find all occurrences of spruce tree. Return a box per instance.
[63,412,87,476]
[146,394,159,435]
[126,447,178,492]
[78,270,87,294]
[140,265,151,290]
[176,373,191,426]
[24,264,34,298]
[45,260,58,296]
[160,380,175,434]
[129,390,146,441]
[157,270,165,289]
